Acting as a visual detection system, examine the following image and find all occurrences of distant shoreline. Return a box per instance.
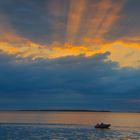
[19,110,112,112]
[0,109,111,112]
[0,110,139,113]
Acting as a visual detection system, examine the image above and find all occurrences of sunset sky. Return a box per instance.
[0,0,140,111]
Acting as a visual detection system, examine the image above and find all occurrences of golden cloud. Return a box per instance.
[0,31,140,68]
[0,0,139,68]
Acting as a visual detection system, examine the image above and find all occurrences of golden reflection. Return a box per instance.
[0,112,140,127]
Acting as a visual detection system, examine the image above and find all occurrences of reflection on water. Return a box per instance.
[0,112,140,139]
[0,111,140,126]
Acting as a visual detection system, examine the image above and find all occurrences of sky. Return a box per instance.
[0,0,140,111]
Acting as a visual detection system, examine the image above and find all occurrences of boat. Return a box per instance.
[94,123,111,129]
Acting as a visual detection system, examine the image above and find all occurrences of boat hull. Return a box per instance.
[95,124,111,129]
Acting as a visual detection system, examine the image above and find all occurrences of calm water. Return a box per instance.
[0,111,140,140]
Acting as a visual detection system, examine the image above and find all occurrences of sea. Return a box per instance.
[0,111,139,140]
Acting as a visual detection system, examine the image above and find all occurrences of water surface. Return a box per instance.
[0,111,139,140]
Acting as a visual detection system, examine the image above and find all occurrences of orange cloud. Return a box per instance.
[0,8,140,68]
[0,0,139,72]
[1,32,140,68]
[102,40,140,68]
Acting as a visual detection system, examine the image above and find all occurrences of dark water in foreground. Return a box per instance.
[0,112,140,140]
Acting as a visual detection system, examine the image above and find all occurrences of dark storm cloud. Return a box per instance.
[0,52,139,111]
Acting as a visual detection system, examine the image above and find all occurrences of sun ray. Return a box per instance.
[66,0,87,44]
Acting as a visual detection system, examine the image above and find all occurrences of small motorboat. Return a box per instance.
[94,123,111,129]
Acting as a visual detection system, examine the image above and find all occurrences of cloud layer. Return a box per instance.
[0,0,140,68]
[0,0,140,111]
[0,52,139,111]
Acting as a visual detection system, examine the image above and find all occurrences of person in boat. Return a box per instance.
[95,122,111,129]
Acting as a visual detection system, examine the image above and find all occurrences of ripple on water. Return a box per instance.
[0,124,140,140]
